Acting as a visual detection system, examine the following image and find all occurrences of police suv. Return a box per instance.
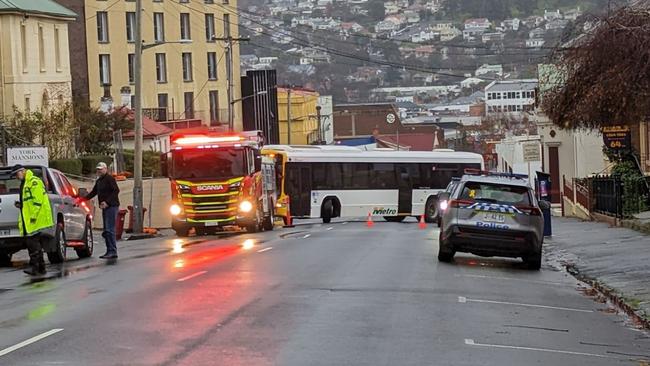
[437,171,548,270]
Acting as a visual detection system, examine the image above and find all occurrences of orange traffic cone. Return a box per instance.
[283,197,295,228]
[366,213,374,228]
[419,215,426,229]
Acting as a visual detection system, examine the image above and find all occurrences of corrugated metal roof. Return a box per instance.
[486,81,537,92]
[0,0,76,18]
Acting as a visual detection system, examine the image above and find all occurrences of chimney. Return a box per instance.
[100,84,113,113]
[120,86,132,108]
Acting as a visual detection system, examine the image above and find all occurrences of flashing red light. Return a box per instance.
[449,199,473,208]
[173,135,244,145]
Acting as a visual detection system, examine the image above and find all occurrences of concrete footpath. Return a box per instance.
[546,217,650,326]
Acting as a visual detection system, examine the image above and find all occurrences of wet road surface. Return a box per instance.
[0,219,648,365]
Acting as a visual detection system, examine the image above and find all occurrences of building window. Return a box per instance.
[154,13,165,42]
[25,96,31,112]
[209,90,219,124]
[205,0,214,3]
[223,0,229,5]
[99,54,111,85]
[207,52,217,80]
[21,24,28,72]
[38,25,45,71]
[182,52,193,82]
[184,92,195,119]
[496,92,501,99]
[158,93,168,120]
[54,27,62,71]
[487,93,492,100]
[180,13,191,40]
[515,91,521,98]
[126,12,136,42]
[205,14,215,41]
[223,14,231,38]
[180,0,189,3]
[97,12,109,42]
[128,53,135,84]
[156,53,167,83]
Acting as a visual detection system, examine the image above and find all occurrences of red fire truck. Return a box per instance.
[164,130,276,236]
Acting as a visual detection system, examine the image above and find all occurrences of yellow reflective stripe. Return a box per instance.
[180,192,239,198]
[182,199,238,206]
[187,217,236,223]
[176,177,244,186]
[185,207,237,214]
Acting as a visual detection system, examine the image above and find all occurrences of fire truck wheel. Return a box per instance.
[246,209,262,233]
[175,228,190,237]
[263,211,274,231]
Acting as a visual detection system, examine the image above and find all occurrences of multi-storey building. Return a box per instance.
[56,0,242,129]
[485,80,538,115]
[0,0,75,115]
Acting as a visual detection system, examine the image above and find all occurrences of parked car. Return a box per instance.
[0,165,94,266]
[437,171,548,270]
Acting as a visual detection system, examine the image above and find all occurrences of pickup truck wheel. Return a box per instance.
[425,198,438,223]
[47,223,66,264]
[75,220,94,258]
[0,252,12,267]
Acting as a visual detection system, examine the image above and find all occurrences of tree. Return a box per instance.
[73,101,132,155]
[541,5,650,130]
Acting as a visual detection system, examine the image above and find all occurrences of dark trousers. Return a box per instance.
[102,206,119,255]
[25,234,45,272]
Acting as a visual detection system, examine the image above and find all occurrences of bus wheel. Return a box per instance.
[424,198,438,223]
[321,200,333,224]
[384,216,406,222]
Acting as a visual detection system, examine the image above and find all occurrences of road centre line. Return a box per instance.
[177,271,207,282]
[257,247,273,253]
[464,339,612,359]
[458,296,593,313]
[0,329,64,357]
[327,227,334,231]
[303,234,311,238]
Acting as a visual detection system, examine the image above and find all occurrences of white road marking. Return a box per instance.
[257,247,273,253]
[303,234,311,238]
[326,227,334,231]
[464,339,611,358]
[177,271,207,282]
[458,296,593,313]
[454,273,569,286]
[0,329,64,357]
[342,222,348,225]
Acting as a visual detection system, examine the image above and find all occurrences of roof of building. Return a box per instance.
[486,80,538,92]
[0,0,76,18]
[117,108,173,138]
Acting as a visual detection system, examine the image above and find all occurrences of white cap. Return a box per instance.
[96,162,108,170]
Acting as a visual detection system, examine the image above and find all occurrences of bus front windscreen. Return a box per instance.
[172,148,246,180]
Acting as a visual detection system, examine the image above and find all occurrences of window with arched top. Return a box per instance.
[42,90,50,111]
[58,94,64,105]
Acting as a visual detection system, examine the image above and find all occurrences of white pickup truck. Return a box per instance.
[0,165,94,266]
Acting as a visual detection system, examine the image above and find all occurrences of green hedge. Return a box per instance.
[50,159,82,176]
[80,155,112,175]
[122,150,162,177]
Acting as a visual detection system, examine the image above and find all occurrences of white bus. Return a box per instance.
[263,147,484,223]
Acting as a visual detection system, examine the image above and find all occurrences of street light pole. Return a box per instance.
[132,0,144,234]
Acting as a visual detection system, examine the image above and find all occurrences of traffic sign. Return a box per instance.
[386,113,396,124]
[522,142,540,162]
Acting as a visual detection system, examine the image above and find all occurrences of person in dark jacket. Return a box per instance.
[83,162,120,259]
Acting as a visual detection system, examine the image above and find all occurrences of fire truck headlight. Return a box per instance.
[239,200,253,213]
[170,204,182,216]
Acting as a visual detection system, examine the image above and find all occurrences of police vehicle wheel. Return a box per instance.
[437,233,454,263]
[75,220,94,258]
[0,252,12,267]
[47,223,66,264]
[526,252,542,270]
[322,200,333,224]
[424,198,438,223]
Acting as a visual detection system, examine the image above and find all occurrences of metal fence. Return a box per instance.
[590,175,649,218]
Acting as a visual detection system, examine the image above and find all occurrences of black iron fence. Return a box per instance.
[590,175,649,218]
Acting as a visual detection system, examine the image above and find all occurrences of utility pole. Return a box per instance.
[287,87,291,145]
[316,105,322,144]
[212,36,249,131]
[132,0,144,234]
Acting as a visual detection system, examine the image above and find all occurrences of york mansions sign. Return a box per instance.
[6,146,49,167]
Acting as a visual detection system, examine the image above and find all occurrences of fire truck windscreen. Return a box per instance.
[172,148,246,179]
